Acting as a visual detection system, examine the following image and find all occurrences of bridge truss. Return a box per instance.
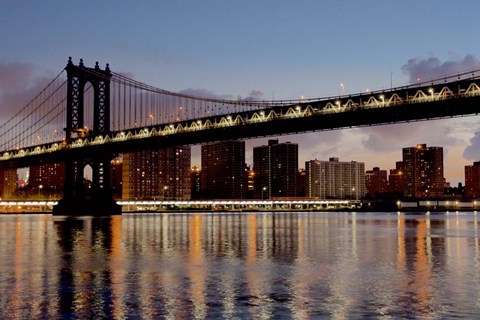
[0,61,480,168]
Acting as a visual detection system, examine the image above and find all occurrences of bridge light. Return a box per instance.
[169,124,174,128]
[296,106,301,111]
[335,100,340,106]
[428,88,434,93]
[227,115,232,120]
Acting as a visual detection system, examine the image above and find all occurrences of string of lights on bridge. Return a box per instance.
[1,61,480,162]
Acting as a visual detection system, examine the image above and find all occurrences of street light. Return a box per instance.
[262,186,267,200]
[163,186,168,200]
[38,184,43,198]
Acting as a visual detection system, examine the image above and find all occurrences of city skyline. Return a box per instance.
[1,1,480,184]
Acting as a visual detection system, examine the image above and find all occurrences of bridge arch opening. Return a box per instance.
[83,164,93,199]
[82,81,95,137]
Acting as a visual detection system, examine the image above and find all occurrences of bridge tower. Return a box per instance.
[53,58,121,215]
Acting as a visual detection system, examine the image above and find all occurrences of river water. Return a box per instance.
[1,211,479,319]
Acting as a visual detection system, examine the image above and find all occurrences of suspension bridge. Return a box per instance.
[1,57,480,215]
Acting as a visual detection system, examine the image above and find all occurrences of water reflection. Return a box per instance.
[1,212,480,318]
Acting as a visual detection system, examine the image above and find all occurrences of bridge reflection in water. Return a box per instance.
[1,212,480,318]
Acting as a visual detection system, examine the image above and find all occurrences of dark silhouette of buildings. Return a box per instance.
[191,165,201,199]
[253,139,298,199]
[465,161,480,198]
[158,146,191,200]
[388,161,405,195]
[110,157,122,199]
[29,163,65,195]
[201,140,247,199]
[0,169,17,199]
[403,144,444,198]
[123,150,160,199]
[365,167,388,197]
[123,146,191,200]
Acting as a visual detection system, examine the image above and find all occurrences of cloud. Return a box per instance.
[178,87,234,100]
[241,90,265,101]
[359,121,461,153]
[463,131,480,160]
[178,87,266,102]
[0,62,35,92]
[0,61,53,120]
[401,54,479,83]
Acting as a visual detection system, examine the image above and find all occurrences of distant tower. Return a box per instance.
[388,161,405,195]
[465,161,480,198]
[402,144,444,198]
[365,167,388,197]
[201,140,246,199]
[253,139,298,199]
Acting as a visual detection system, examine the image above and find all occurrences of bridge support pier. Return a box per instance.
[52,195,121,216]
[53,155,121,216]
[53,58,121,216]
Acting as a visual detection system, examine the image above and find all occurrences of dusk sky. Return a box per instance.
[1,1,480,184]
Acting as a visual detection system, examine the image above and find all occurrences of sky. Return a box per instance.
[1,0,480,184]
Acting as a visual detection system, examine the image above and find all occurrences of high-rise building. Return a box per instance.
[123,150,160,199]
[402,144,444,198]
[297,168,306,197]
[158,146,191,200]
[253,139,298,199]
[29,163,65,194]
[305,157,365,199]
[246,166,255,199]
[388,161,405,194]
[123,146,191,200]
[201,140,246,199]
[365,167,388,197]
[253,142,271,199]
[110,157,123,199]
[0,169,17,199]
[465,161,480,198]
[191,166,201,199]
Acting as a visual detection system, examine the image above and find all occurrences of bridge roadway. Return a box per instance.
[1,75,480,169]
[0,199,360,212]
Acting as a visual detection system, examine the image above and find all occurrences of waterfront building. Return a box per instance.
[123,146,191,200]
[191,166,201,199]
[305,157,365,199]
[253,139,298,199]
[465,161,480,198]
[297,168,306,197]
[253,142,271,199]
[158,146,191,200]
[201,140,246,199]
[246,166,255,198]
[123,150,160,199]
[365,167,388,197]
[388,161,405,194]
[402,144,444,198]
[0,169,17,199]
[110,157,122,199]
[29,163,65,194]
